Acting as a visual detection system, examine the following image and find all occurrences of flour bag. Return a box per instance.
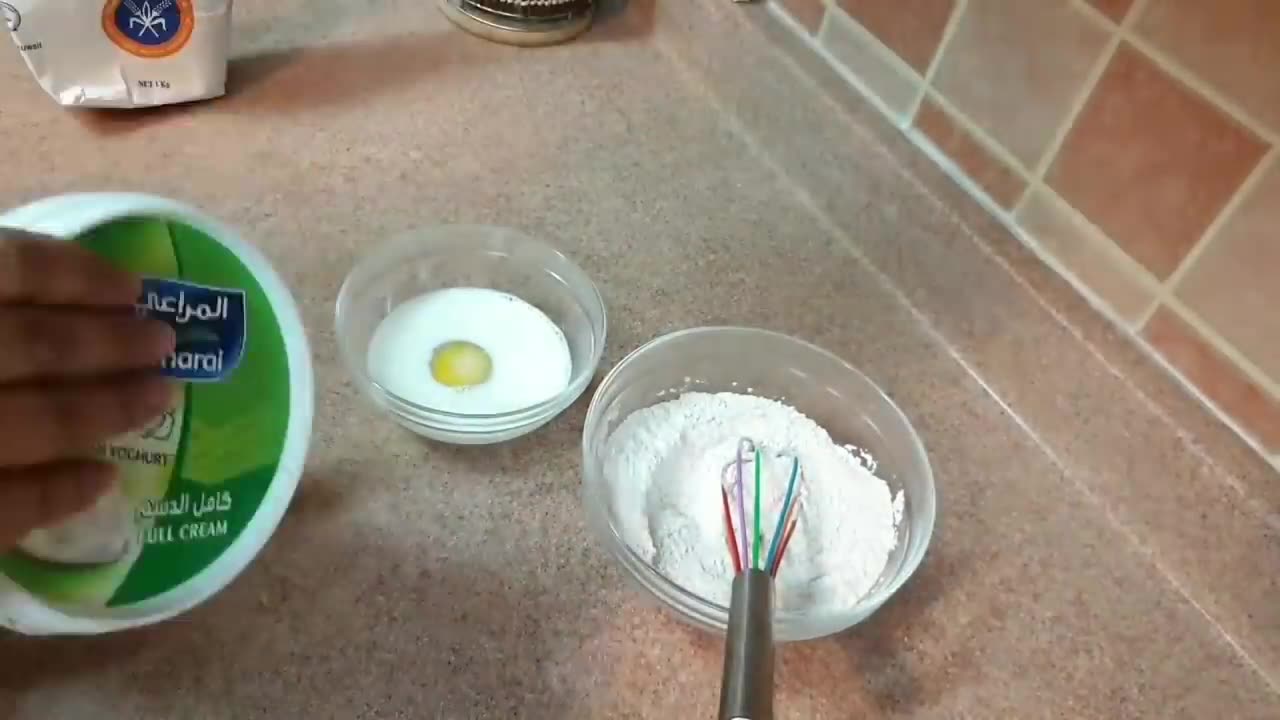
[2,0,232,107]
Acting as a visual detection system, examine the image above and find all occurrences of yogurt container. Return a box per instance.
[0,193,313,634]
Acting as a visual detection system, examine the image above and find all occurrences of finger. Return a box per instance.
[0,375,177,467]
[0,307,175,383]
[0,230,141,307]
[0,460,116,553]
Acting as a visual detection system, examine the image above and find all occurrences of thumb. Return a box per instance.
[0,461,117,553]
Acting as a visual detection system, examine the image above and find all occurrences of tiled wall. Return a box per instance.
[774,0,1280,464]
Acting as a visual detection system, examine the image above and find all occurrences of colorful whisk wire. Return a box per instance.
[720,486,742,574]
[752,447,763,570]
[734,438,751,573]
[764,457,800,574]
[721,438,803,578]
[718,438,801,720]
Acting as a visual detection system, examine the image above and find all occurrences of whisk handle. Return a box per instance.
[718,569,775,720]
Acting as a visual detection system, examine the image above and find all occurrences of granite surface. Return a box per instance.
[1,0,1277,717]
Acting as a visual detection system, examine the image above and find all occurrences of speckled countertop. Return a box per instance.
[1,1,1277,718]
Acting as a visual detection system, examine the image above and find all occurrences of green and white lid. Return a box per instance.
[0,193,313,635]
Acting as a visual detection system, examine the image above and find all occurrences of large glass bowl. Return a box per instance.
[581,327,935,641]
[336,225,606,444]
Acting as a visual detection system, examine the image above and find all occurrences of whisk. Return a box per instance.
[717,438,803,720]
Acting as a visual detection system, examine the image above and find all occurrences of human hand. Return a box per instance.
[0,229,177,552]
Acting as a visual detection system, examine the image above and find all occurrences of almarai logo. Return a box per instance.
[137,278,246,383]
[102,0,194,58]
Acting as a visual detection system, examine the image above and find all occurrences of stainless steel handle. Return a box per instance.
[718,569,775,720]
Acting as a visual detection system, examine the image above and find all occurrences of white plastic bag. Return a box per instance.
[3,0,232,108]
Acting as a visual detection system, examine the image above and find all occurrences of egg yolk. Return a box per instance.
[430,341,493,388]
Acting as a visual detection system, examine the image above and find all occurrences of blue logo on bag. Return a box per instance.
[102,0,194,58]
[137,278,246,382]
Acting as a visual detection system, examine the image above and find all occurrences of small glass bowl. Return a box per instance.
[336,225,606,444]
[581,327,936,641]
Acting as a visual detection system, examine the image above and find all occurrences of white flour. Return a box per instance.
[605,392,902,612]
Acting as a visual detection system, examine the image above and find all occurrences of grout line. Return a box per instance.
[922,0,1280,406]
[1123,32,1279,147]
[827,0,1280,410]
[1070,0,1117,26]
[811,1,832,41]
[755,0,1280,483]
[884,0,1167,328]
[757,0,1280,476]
[1009,183,1280,436]
[770,0,827,34]
[1132,298,1160,330]
[1163,295,1280,400]
[803,0,1277,405]
[1134,317,1280,465]
[1020,181,1164,299]
[1124,0,1153,26]
[704,8,1280,685]
[893,156,1280,497]
[811,3,928,129]
[991,177,1280,445]
[905,0,967,122]
[756,0,1280,473]
[905,125,1013,221]
[1019,0,1131,201]
[1130,150,1278,399]
[1133,295,1161,330]
[909,123,1163,335]
[923,88,1035,181]
[718,14,1280,565]
[750,123,1280,695]
[1070,0,1146,31]
[1012,220,1158,329]
[1162,148,1276,296]
[784,5,916,127]
[1074,0,1277,145]
[984,207,1280,489]
[821,6,925,90]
